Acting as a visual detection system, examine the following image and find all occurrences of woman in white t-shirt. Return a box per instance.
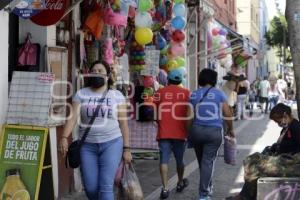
[59,61,132,200]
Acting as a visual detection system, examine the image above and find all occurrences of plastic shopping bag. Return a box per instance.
[224,135,237,165]
[118,163,143,200]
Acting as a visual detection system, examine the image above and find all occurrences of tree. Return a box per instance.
[286,0,300,118]
[265,15,292,63]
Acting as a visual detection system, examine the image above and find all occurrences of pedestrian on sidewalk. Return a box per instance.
[236,74,250,120]
[268,82,280,111]
[188,69,235,200]
[258,76,270,114]
[222,80,237,119]
[59,61,132,200]
[277,74,287,102]
[153,69,190,199]
[226,103,300,200]
[248,84,256,117]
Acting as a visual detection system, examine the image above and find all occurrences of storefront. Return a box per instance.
[0,0,189,198]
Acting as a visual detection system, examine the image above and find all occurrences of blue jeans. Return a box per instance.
[189,125,223,198]
[80,137,123,200]
[269,95,279,110]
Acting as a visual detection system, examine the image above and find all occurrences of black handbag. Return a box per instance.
[65,90,108,168]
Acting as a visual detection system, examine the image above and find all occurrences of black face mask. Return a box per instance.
[88,76,106,88]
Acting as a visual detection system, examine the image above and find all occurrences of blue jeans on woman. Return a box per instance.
[189,125,223,199]
[268,95,279,111]
[80,137,123,200]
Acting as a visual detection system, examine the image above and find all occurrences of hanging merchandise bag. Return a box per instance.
[119,163,144,200]
[18,33,40,70]
[85,4,104,40]
[103,3,128,27]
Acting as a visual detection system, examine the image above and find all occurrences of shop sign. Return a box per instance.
[30,0,67,26]
[0,125,48,200]
[13,0,45,19]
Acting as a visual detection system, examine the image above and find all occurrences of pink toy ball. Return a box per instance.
[212,28,220,36]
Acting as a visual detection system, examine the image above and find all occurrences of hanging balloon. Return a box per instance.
[172,30,185,43]
[219,28,228,36]
[160,55,168,66]
[135,28,153,45]
[156,33,167,50]
[225,47,233,54]
[221,43,227,51]
[211,28,220,36]
[175,57,186,67]
[161,28,171,42]
[135,12,153,28]
[171,16,186,30]
[220,57,227,66]
[166,59,178,71]
[174,0,185,3]
[173,3,186,17]
[138,0,154,12]
[144,76,154,87]
[160,45,169,55]
[170,43,185,56]
[219,35,227,43]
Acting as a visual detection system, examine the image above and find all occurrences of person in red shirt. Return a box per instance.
[153,69,190,199]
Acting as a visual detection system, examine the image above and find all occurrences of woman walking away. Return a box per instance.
[248,84,256,117]
[59,61,132,200]
[236,74,249,120]
[268,82,280,111]
[188,69,235,200]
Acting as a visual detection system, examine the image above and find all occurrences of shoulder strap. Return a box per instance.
[79,89,109,145]
[193,87,213,119]
[198,87,213,104]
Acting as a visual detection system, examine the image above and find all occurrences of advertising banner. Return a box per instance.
[13,0,45,19]
[0,125,48,200]
[31,0,67,26]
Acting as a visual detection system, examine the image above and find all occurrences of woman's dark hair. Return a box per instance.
[90,60,114,88]
[198,68,218,87]
[270,103,292,119]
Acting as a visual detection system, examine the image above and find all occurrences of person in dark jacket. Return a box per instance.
[226,103,300,200]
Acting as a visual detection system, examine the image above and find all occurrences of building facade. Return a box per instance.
[236,0,261,83]
[210,0,237,32]
[257,0,270,78]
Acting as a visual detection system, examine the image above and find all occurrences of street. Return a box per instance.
[62,111,282,200]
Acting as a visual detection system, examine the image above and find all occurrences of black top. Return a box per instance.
[279,119,300,154]
[238,87,247,95]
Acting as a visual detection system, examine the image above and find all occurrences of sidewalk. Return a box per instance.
[61,113,280,200]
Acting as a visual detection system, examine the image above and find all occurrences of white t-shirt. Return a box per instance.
[73,88,126,143]
[268,84,280,97]
[259,80,270,98]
